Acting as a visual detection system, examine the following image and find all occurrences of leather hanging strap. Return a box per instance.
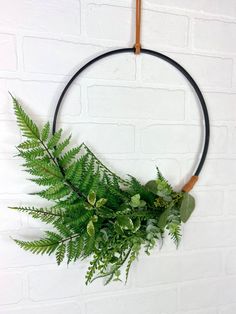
[134,0,141,54]
[182,176,199,193]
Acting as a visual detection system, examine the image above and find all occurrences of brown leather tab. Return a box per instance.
[182,176,199,192]
[135,0,141,54]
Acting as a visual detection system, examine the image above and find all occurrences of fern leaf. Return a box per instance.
[14,238,60,255]
[66,240,75,264]
[9,206,64,224]
[30,176,61,187]
[41,122,50,141]
[53,135,71,158]
[18,147,45,159]
[12,97,40,140]
[35,184,71,201]
[73,236,84,261]
[24,159,63,179]
[56,243,66,265]
[47,129,62,149]
[18,140,39,150]
[59,145,82,168]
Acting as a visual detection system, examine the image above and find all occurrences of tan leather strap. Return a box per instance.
[134,0,141,54]
[182,176,199,193]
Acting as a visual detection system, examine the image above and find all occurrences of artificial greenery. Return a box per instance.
[10,97,195,285]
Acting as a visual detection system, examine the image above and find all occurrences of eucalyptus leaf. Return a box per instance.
[158,209,170,229]
[145,180,157,194]
[180,192,195,223]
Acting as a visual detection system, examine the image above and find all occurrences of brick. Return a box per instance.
[0,80,12,114]
[85,288,177,314]
[147,0,236,17]
[225,249,236,275]
[0,303,81,314]
[191,190,223,217]
[177,309,218,314]
[23,37,136,80]
[194,19,236,53]
[0,121,20,153]
[88,85,185,120]
[0,272,23,305]
[221,304,236,314]
[232,127,236,153]
[105,158,181,186]
[23,37,102,75]
[140,125,227,154]
[179,277,236,311]
[84,54,136,81]
[0,199,21,231]
[6,79,81,118]
[86,4,188,48]
[29,268,83,300]
[225,190,236,215]
[0,158,34,194]
[0,0,80,36]
[134,251,221,286]
[183,220,236,249]
[141,53,232,88]
[0,34,17,71]
[188,92,236,122]
[60,122,135,154]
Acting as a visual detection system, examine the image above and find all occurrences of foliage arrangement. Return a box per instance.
[10,97,195,285]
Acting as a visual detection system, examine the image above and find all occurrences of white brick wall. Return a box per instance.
[0,1,235,313]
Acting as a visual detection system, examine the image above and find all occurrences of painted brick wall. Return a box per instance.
[0,1,236,313]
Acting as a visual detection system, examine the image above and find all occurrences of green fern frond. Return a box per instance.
[24,159,63,179]
[18,147,45,159]
[53,135,71,158]
[12,96,40,140]
[56,243,66,265]
[9,206,65,224]
[47,129,62,149]
[18,140,39,150]
[59,145,83,168]
[14,238,60,255]
[41,122,50,141]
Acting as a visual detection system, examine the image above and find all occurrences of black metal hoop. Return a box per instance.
[53,47,210,178]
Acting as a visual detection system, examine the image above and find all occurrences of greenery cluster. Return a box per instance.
[10,97,195,285]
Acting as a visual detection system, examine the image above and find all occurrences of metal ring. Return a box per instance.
[53,47,210,177]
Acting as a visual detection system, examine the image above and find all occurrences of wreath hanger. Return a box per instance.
[11,0,210,285]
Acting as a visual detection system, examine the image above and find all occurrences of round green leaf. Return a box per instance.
[130,194,140,208]
[145,180,157,194]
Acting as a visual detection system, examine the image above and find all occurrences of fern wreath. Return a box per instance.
[11,47,210,285]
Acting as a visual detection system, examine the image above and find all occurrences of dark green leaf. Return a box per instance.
[145,180,157,194]
[180,192,195,223]
[158,209,170,229]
